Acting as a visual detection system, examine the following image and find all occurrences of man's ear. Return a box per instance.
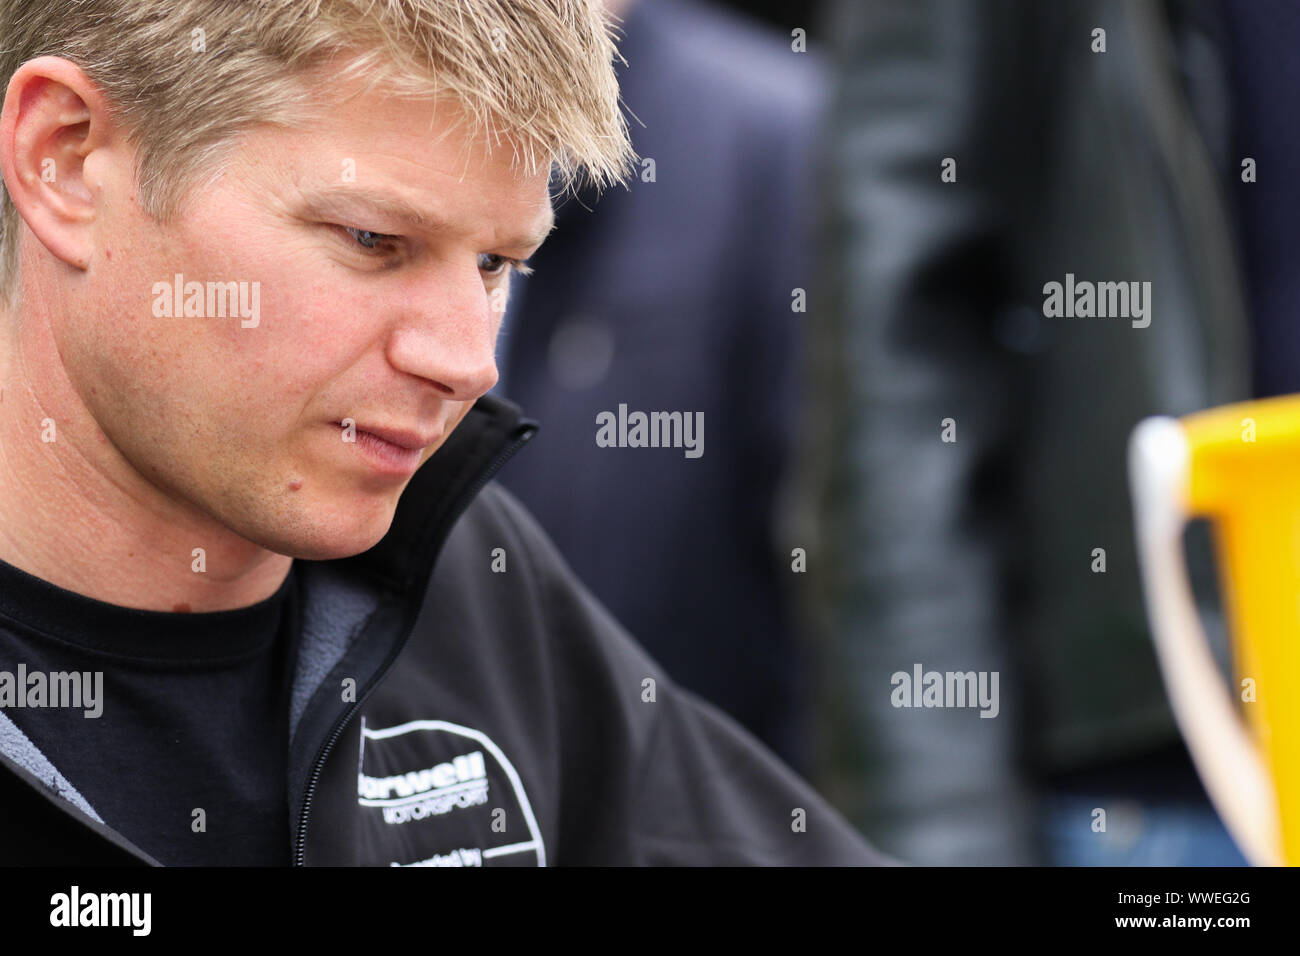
[0,56,118,273]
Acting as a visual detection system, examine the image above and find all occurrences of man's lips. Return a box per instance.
[335,421,442,450]
[329,420,444,479]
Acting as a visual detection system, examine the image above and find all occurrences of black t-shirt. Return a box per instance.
[0,555,300,865]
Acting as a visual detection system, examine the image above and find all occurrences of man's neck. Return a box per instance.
[0,306,292,613]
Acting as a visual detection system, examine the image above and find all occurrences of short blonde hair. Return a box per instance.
[0,0,635,304]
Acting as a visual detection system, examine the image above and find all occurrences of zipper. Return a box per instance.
[293,422,537,865]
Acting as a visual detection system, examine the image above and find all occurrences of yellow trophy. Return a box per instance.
[1130,395,1300,866]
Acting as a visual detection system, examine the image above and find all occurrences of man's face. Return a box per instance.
[59,71,554,561]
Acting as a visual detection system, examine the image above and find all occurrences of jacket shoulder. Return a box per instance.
[417,482,888,865]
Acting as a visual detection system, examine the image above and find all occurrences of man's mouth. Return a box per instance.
[334,421,440,476]
[341,422,441,451]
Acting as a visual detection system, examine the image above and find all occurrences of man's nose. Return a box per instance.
[385,262,501,400]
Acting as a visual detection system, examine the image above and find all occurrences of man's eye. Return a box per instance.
[335,227,528,275]
[478,253,531,277]
[342,226,400,253]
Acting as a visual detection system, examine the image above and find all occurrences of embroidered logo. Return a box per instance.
[357,717,545,866]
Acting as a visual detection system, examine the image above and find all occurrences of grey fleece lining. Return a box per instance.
[289,562,380,742]
[0,708,103,823]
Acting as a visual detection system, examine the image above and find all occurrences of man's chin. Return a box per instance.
[244,504,399,562]
[279,535,390,562]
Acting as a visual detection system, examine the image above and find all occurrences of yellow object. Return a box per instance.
[1131,394,1300,866]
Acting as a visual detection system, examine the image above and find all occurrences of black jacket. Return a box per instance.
[0,394,886,866]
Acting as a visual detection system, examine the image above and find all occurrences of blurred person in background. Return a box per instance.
[495,0,825,774]
[809,0,1281,865]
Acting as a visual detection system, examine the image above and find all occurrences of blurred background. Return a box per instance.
[494,0,1284,865]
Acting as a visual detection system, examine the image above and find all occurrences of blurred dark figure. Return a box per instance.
[495,0,825,774]
[1220,0,1300,399]
[715,0,825,30]
[812,0,1275,864]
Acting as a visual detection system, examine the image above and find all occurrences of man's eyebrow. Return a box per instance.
[298,185,556,249]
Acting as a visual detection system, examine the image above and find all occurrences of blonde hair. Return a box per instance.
[0,0,635,303]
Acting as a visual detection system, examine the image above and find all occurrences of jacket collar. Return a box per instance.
[332,391,538,595]
[289,391,539,862]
